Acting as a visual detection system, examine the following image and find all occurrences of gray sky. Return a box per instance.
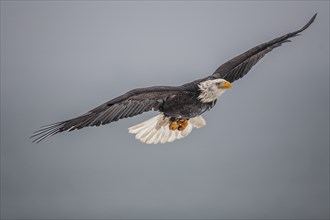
[1,1,329,219]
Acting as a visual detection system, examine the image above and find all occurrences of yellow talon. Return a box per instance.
[169,121,179,130]
[170,119,189,131]
[178,119,188,131]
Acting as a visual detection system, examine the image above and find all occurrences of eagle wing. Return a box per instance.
[31,86,188,143]
[212,13,317,83]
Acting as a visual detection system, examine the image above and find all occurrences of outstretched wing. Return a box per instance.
[212,13,317,83]
[31,86,186,143]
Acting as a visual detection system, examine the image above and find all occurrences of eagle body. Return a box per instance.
[31,14,317,144]
[160,85,215,119]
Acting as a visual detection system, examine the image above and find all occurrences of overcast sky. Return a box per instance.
[1,1,329,219]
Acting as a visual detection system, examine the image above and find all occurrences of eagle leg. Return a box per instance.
[169,119,189,131]
[178,119,188,131]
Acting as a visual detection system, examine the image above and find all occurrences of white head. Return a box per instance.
[198,79,232,103]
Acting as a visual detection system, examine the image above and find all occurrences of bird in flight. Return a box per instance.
[31,14,317,144]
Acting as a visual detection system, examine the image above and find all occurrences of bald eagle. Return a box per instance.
[31,14,317,144]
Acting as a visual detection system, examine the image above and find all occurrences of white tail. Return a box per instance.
[128,114,206,144]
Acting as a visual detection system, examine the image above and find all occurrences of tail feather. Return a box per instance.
[128,114,206,144]
[128,115,160,134]
[160,127,170,144]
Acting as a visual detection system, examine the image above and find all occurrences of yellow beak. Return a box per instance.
[220,80,232,89]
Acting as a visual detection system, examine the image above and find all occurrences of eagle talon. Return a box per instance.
[170,119,188,131]
[169,121,179,130]
[178,119,188,131]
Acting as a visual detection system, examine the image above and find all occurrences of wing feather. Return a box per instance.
[212,13,316,82]
[31,87,186,143]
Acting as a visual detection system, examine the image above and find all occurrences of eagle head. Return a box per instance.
[198,79,232,103]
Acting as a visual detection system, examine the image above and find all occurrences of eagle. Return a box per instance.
[31,14,317,144]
